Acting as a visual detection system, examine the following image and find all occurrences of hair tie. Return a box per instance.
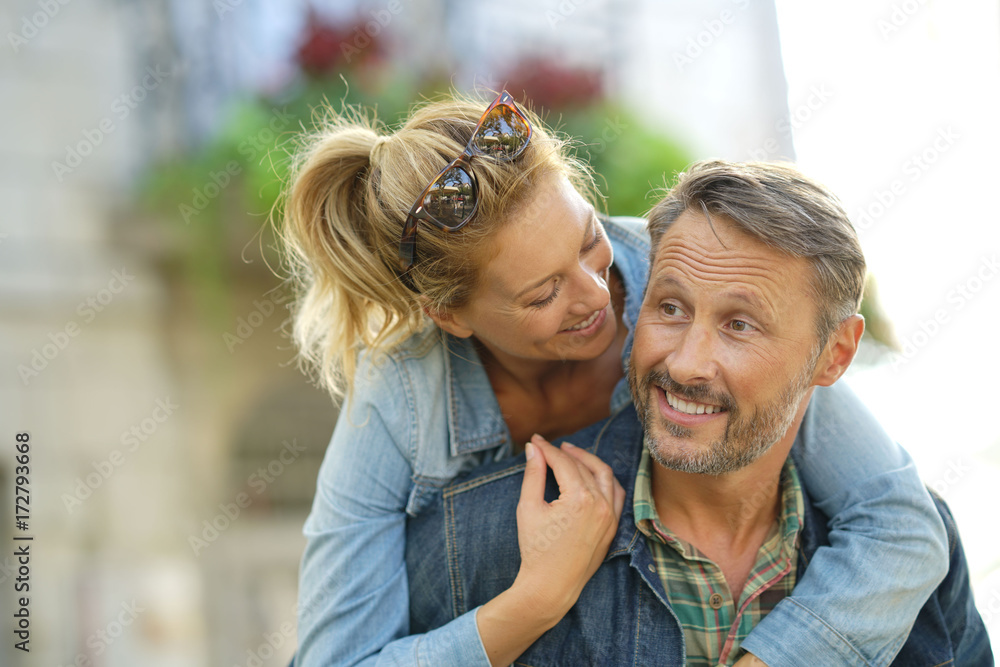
[371,134,391,156]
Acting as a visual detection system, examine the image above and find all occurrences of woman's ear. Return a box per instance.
[421,299,475,339]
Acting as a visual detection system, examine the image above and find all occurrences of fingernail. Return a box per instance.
[561,442,576,449]
[525,442,535,460]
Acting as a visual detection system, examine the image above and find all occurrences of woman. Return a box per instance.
[283,90,947,666]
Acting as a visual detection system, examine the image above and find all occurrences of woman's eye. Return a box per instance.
[583,224,604,252]
[530,284,560,308]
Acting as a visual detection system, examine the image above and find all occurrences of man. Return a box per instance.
[406,160,992,666]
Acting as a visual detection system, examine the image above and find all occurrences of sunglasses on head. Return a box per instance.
[397,90,533,273]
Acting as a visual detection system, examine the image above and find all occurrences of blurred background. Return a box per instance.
[1,0,997,664]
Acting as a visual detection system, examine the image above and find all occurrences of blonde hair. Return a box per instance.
[279,91,598,399]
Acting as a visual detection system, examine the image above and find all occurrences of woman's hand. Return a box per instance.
[477,434,625,666]
[513,434,625,613]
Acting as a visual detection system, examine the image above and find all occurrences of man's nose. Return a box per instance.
[667,325,718,385]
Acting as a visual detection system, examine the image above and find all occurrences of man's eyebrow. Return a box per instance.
[652,274,685,292]
[727,288,772,318]
[512,211,597,300]
[651,275,773,317]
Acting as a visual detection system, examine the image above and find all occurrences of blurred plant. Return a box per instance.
[858,273,900,353]
[497,61,690,216]
[501,58,604,111]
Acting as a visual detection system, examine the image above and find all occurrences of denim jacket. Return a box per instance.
[296,218,950,667]
[407,404,993,666]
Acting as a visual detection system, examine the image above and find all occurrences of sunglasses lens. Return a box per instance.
[423,164,476,227]
[473,105,530,159]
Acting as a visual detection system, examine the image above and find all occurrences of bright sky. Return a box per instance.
[776,0,1000,644]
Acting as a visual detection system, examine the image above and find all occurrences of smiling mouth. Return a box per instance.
[563,308,602,332]
[664,390,725,415]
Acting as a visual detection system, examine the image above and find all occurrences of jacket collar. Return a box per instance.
[444,332,512,457]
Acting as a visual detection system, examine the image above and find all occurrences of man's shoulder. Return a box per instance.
[797,484,994,666]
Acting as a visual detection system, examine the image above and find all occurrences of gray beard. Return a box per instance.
[631,361,816,476]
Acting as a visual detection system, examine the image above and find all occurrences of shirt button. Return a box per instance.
[647,564,656,573]
[709,593,724,609]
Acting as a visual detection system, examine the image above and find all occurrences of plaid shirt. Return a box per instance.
[634,448,804,667]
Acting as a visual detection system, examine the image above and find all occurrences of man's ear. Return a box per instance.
[813,314,865,387]
[422,300,475,339]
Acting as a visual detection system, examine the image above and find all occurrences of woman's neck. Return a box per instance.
[477,268,628,446]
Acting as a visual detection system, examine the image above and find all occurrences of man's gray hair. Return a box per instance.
[647,159,867,343]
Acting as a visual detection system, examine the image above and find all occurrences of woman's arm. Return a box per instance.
[296,401,622,666]
[740,381,949,667]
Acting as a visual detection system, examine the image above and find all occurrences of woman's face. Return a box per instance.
[443,175,619,365]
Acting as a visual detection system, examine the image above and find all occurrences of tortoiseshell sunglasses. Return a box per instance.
[397,90,533,273]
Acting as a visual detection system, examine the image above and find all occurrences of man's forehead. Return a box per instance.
[650,210,815,314]
[654,210,791,275]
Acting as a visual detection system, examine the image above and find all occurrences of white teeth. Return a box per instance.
[565,309,600,331]
[665,391,722,415]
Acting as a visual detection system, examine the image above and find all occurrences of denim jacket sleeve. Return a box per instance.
[741,381,950,667]
[296,355,491,667]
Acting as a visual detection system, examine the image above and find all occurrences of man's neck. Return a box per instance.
[649,394,811,597]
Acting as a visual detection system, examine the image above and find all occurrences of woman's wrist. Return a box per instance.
[476,583,572,667]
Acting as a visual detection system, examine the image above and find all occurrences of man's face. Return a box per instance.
[629,208,823,475]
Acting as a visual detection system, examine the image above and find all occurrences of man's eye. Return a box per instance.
[730,320,754,332]
[662,303,684,317]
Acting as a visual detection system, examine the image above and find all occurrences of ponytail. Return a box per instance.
[280,109,424,400]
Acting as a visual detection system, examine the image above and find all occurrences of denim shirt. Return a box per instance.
[406,404,993,667]
[296,218,950,667]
